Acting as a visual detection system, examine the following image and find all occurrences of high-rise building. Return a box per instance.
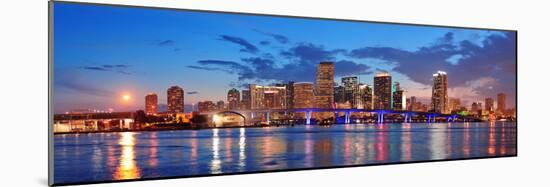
[198,101,216,112]
[276,81,295,109]
[227,88,240,110]
[314,62,334,109]
[241,90,250,110]
[293,82,315,109]
[393,82,406,110]
[449,98,461,112]
[359,84,372,110]
[342,76,360,108]
[471,102,482,116]
[334,85,345,104]
[145,93,158,115]
[431,71,448,114]
[409,96,417,111]
[497,93,506,113]
[485,97,494,112]
[167,86,184,113]
[249,84,287,109]
[373,72,392,110]
[216,100,225,110]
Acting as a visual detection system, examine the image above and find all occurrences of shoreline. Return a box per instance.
[52,121,515,135]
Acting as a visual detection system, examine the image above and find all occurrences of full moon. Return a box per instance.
[122,94,131,101]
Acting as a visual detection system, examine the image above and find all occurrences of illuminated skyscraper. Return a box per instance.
[227,88,240,110]
[359,84,372,109]
[198,101,216,112]
[167,86,184,113]
[392,82,406,111]
[449,98,461,112]
[314,62,334,109]
[241,90,250,110]
[216,100,225,110]
[485,97,494,112]
[342,76,360,108]
[409,96,417,111]
[373,72,392,110]
[145,93,158,115]
[276,81,295,109]
[293,82,314,109]
[497,93,506,113]
[431,71,448,114]
[249,84,287,109]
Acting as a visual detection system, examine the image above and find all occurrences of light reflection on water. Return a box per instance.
[54,122,517,184]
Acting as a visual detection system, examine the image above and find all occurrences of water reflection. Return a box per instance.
[113,132,141,180]
[54,122,517,184]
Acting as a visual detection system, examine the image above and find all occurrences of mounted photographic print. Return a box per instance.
[49,1,517,186]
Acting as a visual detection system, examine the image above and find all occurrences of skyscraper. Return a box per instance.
[216,100,225,110]
[198,101,216,112]
[276,81,295,109]
[227,88,240,110]
[431,71,448,114]
[145,93,158,115]
[249,84,287,109]
[293,82,314,109]
[342,76,360,108]
[373,72,392,110]
[359,84,372,110]
[167,86,184,113]
[409,96,417,111]
[314,62,334,109]
[497,93,506,113]
[449,98,461,112]
[485,97,494,112]
[241,90,250,110]
[393,82,406,111]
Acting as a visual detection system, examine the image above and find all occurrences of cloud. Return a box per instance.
[259,40,270,46]
[81,64,132,75]
[219,35,259,54]
[187,91,198,94]
[280,43,346,64]
[253,29,289,44]
[448,77,498,104]
[157,40,175,46]
[56,79,114,97]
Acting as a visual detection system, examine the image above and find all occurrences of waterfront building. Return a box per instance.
[359,84,372,109]
[432,71,449,114]
[276,81,295,109]
[449,98,461,113]
[373,72,392,110]
[249,84,287,109]
[216,100,225,110]
[314,62,334,109]
[393,82,406,111]
[198,101,216,112]
[485,97,494,112]
[167,86,184,113]
[342,76,360,108]
[293,82,315,109]
[227,88,240,110]
[145,93,158,115]
[334,85,345,105]
[409,96,417,111]
[241,90,251,110]
[497,93,506,114]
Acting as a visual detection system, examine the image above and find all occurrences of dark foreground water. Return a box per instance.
[54,122,516,184]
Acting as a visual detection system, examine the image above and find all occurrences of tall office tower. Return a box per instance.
[227,88,240,110]
[145,93,158,115]
[167,86,184,113]
[216,100,225,110]
[485,97,494,112]
[334,85,345,104]
[393,82,406,110]
[373,72,392,110]
[359,84,372,110]
[409,96,417,111]
[276,81,295,109]
[449,98,461,112]
[497,93,506,114]
[471,102,482,116]
[314,62,334,109]
[431,71,448,114]
[249,84,287,109]
[198,101,216,112]
[342,76,360,108]
[293,82,315,109]
[241,90,250,110]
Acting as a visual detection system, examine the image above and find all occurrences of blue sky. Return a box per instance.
[53,2,516,113]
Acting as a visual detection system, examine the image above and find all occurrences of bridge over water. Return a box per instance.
[201,108,470,125]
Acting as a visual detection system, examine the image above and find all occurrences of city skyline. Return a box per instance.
[53,3,516,113]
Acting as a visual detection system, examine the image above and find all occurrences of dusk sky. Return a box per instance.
[53,2,516,114]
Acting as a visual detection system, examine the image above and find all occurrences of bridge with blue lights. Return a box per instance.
[201,108,471,125]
